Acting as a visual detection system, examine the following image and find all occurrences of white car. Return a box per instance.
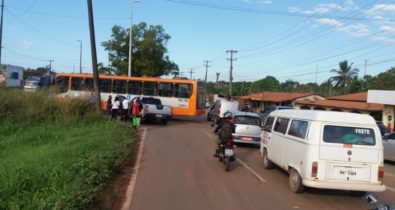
[383,132,395,161]
[24,81,39,91]
[232,112,262,146]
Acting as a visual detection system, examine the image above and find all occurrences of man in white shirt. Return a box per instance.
[111,97,120,120]
[121,98,130,121]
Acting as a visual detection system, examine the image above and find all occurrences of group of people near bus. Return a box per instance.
[106,95,142,126]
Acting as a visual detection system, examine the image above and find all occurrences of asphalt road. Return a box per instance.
[128,116,395,210]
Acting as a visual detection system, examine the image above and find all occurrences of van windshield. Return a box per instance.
[323,125,375,146]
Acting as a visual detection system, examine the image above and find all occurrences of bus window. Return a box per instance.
[113,80,127,93]
[99,79,112,93]
[175,83,192,98]
[56,76,69,93]
[84,78,94,91]
[158,83,173,97]
[128,81,142,95]
[143,82,157,96]
[71,77,84,90]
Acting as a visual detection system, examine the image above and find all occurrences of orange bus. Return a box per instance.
[55,73,206,116]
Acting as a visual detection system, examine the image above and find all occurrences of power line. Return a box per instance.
[188,68,194,80]
[165,0,395,22]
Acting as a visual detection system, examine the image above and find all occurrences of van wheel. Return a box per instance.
[289,168,304,193]
[263,149,274,169]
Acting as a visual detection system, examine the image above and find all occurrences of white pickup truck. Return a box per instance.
[131,96,172,124]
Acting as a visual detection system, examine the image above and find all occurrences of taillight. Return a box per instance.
[231,116,235,124]
[225,140,233,147]
[311,161,318,178]
[144,104,148,112]
[378,165,384,182]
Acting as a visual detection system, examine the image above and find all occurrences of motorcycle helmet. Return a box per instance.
[224,111,233,119]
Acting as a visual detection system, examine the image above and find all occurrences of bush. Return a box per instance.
[0,88,137,209]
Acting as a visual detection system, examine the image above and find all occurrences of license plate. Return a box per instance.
[331,166,370,181]
[156,114,162,118]
[242,136,252,141]
[224,149,233,156]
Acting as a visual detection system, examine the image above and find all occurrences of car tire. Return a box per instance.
[263,149,275,169]
[289,168,304,193]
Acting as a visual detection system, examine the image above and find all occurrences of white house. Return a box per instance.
[1,65,24,87]
[368,90,395,133]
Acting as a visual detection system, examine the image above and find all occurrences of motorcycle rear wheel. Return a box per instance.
[224,157,231,171]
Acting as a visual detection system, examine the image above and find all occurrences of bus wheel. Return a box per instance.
[289,168,304,193]
[263,149,274,169]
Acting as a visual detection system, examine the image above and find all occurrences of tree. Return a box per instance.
[251,76,280,93]
[102,22,179,77]
[330,60,359,92]
[98,63,116,75]
[281,79,299,92]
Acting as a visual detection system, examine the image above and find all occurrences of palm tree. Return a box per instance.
[330,60,359,92]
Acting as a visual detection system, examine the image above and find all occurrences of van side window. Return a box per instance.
[323,125,375,146]
[288,120,308,139]
[274,118,289,134]
[263,116,275,132]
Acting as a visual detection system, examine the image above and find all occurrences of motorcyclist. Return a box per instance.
[214,111,235,157]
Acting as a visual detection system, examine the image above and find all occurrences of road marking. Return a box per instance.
[121,128,147,210]
[385,173,395,177]
[387,186,395,193]
[203,130,216,139]
[236,158,267,183]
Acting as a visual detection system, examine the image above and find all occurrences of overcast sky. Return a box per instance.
[3,0,395,83]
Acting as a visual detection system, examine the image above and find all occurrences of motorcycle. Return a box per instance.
[216,139,235,171]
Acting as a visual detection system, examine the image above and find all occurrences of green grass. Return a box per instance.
[0,88,137,209]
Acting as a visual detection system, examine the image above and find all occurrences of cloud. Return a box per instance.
[23,40,32,49]
[340,24,371,37]
[315,18,343,27]
[289,1,357,15]
[258,0,272,4]
[373,36,395,44]
[366,4,395,15]
[379,25,395,35]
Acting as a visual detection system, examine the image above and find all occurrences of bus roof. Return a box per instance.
[56,73,197,84]
[270,109,376,126]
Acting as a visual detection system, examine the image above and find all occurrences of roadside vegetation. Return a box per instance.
[0,87,137,209]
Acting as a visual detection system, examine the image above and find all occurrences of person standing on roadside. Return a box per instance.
[111,96,120,120]
[132,98,142,127]
[122,98,130,121]
[106,95,112,116]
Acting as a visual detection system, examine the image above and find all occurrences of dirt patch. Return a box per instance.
[93,128,141,210]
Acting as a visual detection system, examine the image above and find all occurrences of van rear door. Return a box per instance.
[319,125,380,182]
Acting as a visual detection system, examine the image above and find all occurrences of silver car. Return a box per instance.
[383,132,395,161]
[232,112,262,146]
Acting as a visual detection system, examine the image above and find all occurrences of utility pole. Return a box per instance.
[48,59,54,71]
[77,40,82,73]
[364,59,368,77]
[128,0,140,77]
[0,0,4,68]
[226,50,237,97]
[188,68,194,80]
[216,72,220,83]
[203,60,211,85]
[87,0,101,112]
[203,60,211,104]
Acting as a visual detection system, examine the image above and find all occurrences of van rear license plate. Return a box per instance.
[156,114,162,118]
[332,166,370,181]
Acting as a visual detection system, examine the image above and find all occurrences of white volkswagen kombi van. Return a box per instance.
[260,109,385,193]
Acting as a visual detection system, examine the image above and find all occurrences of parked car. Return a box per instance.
[259,106,292,125]
[131,96,172,124]
[24,80,39,91]
[376,121,388,137]
[383,132,395,161]
[232,112,262,146]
